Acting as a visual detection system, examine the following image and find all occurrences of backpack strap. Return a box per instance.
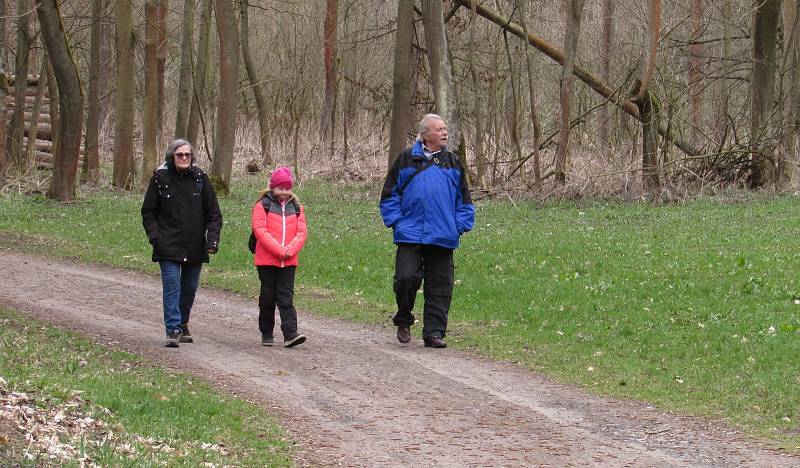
[398,159,435,196]
[260,196,301,217]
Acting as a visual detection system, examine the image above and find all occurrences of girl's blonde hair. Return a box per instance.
[256,188,301,206]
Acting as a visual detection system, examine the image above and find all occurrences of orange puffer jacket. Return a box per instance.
[251,193,307,267]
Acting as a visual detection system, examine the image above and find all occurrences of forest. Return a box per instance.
[0,0,794,202]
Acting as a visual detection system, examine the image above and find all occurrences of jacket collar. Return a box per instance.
[411,140,446,160]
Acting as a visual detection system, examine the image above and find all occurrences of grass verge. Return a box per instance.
[1,179,799,450]
[0,307,294,466]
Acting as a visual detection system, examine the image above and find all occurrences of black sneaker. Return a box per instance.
[179,324,193,343]
[165,331,180,348]
[284,333,306,348]
[261,334,274,346]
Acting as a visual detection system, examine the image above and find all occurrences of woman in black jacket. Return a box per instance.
[141,139,223,348]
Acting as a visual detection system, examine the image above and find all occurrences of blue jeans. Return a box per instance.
[159,261,202,335]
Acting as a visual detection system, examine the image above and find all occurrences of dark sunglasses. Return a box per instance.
[173,152,192,159]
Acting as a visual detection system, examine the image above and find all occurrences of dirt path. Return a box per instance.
[0,252,796,467]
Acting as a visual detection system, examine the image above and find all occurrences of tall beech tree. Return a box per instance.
[81,0,103,185]
[422,0,464,157]
[112,0,135,189]
[749,0,781,188]
[7,0,30,169]
[320,0,338,156]
[554,0,585,185]
[187,0,212,146]
[0,54,7,187]
[209,0,240,194]
[142,0,169,189]
[387,0,414,167]
[240,0,272,169]
[173,0,193,139]
[37,0,83,202]
[632,0,662,193]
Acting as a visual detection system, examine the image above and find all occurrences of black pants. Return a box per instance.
[392,243,454,339]
[257,265,298,338]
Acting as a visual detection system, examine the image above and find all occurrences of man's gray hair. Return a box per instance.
[415,113,444,142]
[164,138,194,162]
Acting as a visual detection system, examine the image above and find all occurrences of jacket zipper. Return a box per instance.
[280,201,287,267]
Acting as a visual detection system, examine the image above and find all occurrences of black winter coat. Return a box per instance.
[141,162,222,263]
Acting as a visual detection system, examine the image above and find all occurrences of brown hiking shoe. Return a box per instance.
[423,336,447,348]
[179,324,193,343]
[165,331,180,348]
[397,325,411,344]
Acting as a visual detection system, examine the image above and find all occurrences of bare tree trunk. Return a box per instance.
[387,0,414,168]
[631,0,660,103]
[0,0,6,66]
[0,58,7,187]
[598,0,613,160]
[320,0,338,157]
[780,0,800,181]
[173,0,193,139]
[7,0,30,169]
[240,0,272,169]
[468,0,486,187]
[687,0,704,143]
[422,0,465,159]
[140,0,168,189]
[142,0,160,188]
[637,92,660,192]
[518,0,541,185]
[712,0,731,146]
[341,3,358,163]
[187,0,212,146]
[210,0,239,195]
[554,0,585,185]
[156,0,168,149]
[632,0,662,192]
[38,0,84,202]
[81,0,103,185]
[113,0,135,189]
[489,51,501,184]
[45,55,58,150]
[502,31,523,178]
[749,0,781,188]
[25,56,46,166]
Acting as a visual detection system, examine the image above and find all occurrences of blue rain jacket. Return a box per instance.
[380,141,474,249]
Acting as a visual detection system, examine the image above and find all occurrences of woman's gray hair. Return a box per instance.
[164,139,194,164]
[415,113,444,142]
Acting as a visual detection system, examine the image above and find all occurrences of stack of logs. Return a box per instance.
[6,74,81,170]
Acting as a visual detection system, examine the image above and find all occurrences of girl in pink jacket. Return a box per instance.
[251,167,308,347]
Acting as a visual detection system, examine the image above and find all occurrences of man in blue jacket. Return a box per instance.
[380,114,475,348]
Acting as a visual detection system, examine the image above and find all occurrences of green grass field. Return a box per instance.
[0,307,294,466]
[1,179,799,450]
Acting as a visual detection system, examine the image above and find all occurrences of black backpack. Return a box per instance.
[248,196,301,254]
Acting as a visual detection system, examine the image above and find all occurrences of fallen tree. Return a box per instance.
[453,0,699,158]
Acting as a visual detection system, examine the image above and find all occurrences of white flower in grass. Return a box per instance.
[768,325,776,335]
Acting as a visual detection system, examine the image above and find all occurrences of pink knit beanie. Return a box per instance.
[269,167,294,189]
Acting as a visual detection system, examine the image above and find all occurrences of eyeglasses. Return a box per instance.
[173,152,192,159]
